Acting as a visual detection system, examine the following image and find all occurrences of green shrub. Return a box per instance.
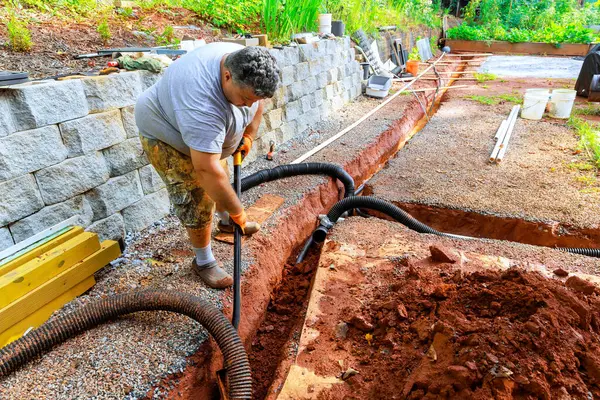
[263,0,321,43]
[155,25,180,46]
[97,19,111,43]
[6,15,32,52]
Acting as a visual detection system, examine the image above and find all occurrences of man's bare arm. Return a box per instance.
[190,150,242,215]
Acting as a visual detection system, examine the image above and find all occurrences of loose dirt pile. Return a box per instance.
[311,252,600,399]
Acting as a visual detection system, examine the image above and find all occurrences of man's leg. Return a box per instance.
[187,223,233,289]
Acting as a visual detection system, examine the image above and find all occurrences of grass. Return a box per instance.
[568,161,595,171]
[568,116,600,169]
[465,93,522,105]
[155,25,178,46]
[474,72,497,83]
[574,104,600,117]
[262,0,320,43]
[96,19,111,43]
[6,13,32,51]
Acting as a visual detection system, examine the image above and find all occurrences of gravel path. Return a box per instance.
[370,78,600,228]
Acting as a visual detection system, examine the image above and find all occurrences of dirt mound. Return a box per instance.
[320,262,600,399]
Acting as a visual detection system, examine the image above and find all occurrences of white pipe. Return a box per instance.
[291,53,449,164]
[489,118,510,162]
[496,105,521,163]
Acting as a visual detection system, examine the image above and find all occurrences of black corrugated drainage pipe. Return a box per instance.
[0,290,252,400]
[312,196,600,258]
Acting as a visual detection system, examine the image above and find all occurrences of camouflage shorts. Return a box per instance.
[140,136,228,230]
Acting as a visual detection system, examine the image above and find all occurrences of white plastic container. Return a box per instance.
[521,91,549,120]
[366,75,392,98]
[319,24,332,34]
[548,89,577,119]
[318,13,332,25]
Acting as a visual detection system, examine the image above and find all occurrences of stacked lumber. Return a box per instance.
[0,227,120,347]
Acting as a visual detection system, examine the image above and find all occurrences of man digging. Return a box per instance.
[135,43,280,289]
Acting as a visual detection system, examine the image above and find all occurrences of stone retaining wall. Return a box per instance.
[0,37,361,251]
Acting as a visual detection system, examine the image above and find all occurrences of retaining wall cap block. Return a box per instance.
[138,70,164,91]
[0,125,68,182]
[283,46,300,65]
[103,137,148,177]
[3,80,88,132]
[295,62,310,81]
[268,48,286,68]
[9,195,94,243]
[82,72,143,113]
[86,213,126,242]
[35,152,110,205]
[0,227,14,252]
[139,164,165,195]
[0,174,44,226]
[298,43,316,62]
[121,105,139,138]
[122,188,170,232]
[281,66,295,86]
[0,96,15,137]
[59,109,127,157]
[86,170,144,220]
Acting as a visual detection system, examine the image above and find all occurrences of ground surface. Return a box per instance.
[277,217,600,400]
[479,55,584,79]
[368,77,600,231]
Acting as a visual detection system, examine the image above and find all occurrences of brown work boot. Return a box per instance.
[191,259,233,289]
[217,220,260,235]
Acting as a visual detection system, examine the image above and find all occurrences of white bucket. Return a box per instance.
[318,13,332,26]
[319,24,332,34]
[548,89,577,119]
[521,92,549,120]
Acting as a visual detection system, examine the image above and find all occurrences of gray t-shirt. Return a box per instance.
[135,42,259,158]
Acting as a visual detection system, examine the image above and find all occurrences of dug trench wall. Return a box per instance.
[0,37,362,251]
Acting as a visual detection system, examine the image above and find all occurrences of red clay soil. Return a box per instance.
[301,248,600,400]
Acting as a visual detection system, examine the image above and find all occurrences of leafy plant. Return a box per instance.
[155,25,179,46]
[97,19,111,43]
[474,72,497,83]
[262,0,321,42]
[6,13,32,52]
[574,104,600,117]
[569,116,600,168]
[408,47,420,61]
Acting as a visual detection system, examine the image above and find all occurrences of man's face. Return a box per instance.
[223,69,264,107]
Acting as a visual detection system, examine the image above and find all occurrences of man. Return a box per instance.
[135,43,280,289]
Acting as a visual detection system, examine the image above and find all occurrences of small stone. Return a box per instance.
[264,325,275,332]
[341,367,359,381]
[553,268,569,277]
[306,344,316,352]
[426,344,437,361]
[524,321,540,335]
[335,322,349,339]
[486,352,500,364]
[465,361,478,371]
[566,276,597,295]
[397,303,408,319]
[429,244,459,263]
[348,315,374,332]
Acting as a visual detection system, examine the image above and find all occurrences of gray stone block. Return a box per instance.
[332,95,344,110]
[0,125,68,182]
[283,46,300,65]
[350,85,358,99]
[345,63,354,77]
[268,48,286,68]
[295,62,310,81]
[326,39,336,55]
[81,72,143,113]
[271,86,287,108]
[86,170,144,220]
[5,80,88,132]
[325,85,336,100]
[300,95,312,113]
[59,110,127,157]
[284,100,301,122]
[343,76,353,91]
[86,213,125,242]
[0,174,44,226]
[281,66,295,86]
[122,188,170,232]
[338,65,346,79]
[320,102,332,120]
[35,152,110,205]
[103,137,148,177]
[0,95,15,137]
[121,105,138,138]
[298,43,315,62]
[263,98,274,113]
[327,68,339,84]
[0,227,14,251]
[305,77,317,94]
[316,72,328,89]
[280,120,297,143]
[333,81,343,94]
[264,108,283,130]
[342,89,351,103]
[139,164,165,195]
[286,82,304,102]
[309,59,322,75]
[9,195,94,243]
[312,90,324,108]
[138,70,163,91]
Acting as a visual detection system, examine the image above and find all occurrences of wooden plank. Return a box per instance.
[445,40,592,57]
[0,276,95,348]
[0,216,80,263]
[0,232,100,309]
[0,240,120,332]
[215,194,285,245]
[0,227,84,276]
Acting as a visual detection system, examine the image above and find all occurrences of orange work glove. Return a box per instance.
[235,134,253,159]
[229,209,247,234]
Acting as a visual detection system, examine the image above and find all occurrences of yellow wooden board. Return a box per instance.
[0,276,95,348]
[0,232,100,309]
[0,226,84,277]
[214,194,285,245]
[0,240,120,332]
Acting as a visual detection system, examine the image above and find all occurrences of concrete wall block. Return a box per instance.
[284,100,301,122]
[139,164,165,195]
[264,108,283,130]
[333,81,343,95]
[327,68,339,84]
[121,105,139,138]
[350,85,358,99]
[304,108,321,128]
[286,82,305,102]
[279,120,297,143]
[35,152,110,205]
[312,90,324,108]
[320,102,332,120]
[122,188,170,233]
[60,110,127,157]
[326,39,336,55]
[343,76,353,91]
[316,72,328,89]
[82,72,143,113]
[86,213,125,242]
[281,66,295,86]
[296,113,309,134]
[268,48,286,68]
[344,63,355,77]
[298,43,315,62]
[138,70,164,91]
[331,52,341,68]
[0,227,14,252]
[0,174,44,226]
[309,59,322,75]
[320,55,332,71]
[342,89,351,103]
[325,85,336,100]
[304,77,317,94]
[295,62,310,81]
[300,95,312,113]
[86,170,143,220]
[338,65,346,80]
[0,96,16,137]
[9,195,94,243]
[332,95,344,111]
[271,86,287,108]
[0,125,68,182]
[6,80,89,131]
[103,137,148,177]
[263,98,274,113]
[283,46,300,65]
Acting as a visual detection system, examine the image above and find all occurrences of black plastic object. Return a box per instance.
[233,162,242,330]
[575,51,600,98]
[0,71,29,86]
[589,75,600,102]
[240,163,355,199]
[0,290,252,399]
[332,20,345,37]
